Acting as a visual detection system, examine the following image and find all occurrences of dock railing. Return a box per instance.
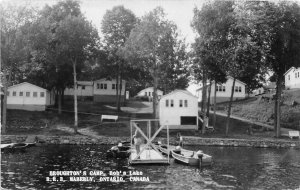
[130,119,170,164]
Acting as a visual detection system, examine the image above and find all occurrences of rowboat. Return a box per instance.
[171,148,212,166]
[1,143,29,152]
[106,141,131,158]
[155,143,173,156]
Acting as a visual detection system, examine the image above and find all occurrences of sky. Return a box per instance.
[3,0,205,45]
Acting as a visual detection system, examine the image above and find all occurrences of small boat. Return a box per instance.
[171,148,212,166]
[106,141,131,158]
[155,142,173,156]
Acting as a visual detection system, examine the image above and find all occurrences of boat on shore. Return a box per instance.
[1,143,30,152]
[171,148,212,166]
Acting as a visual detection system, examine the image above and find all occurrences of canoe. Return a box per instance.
[106,141,131,158]
[1,143,29,152]
[171,148,212,166]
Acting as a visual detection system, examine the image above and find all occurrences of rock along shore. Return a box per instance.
[1,135,299,149]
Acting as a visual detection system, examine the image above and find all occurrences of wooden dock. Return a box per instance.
[129,145,169,164]
[129,120,170,165]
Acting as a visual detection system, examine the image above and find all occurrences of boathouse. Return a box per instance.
[159,90,198,130]
[7,82,55,111]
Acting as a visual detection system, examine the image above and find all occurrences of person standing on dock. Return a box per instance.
[133,124,143,155]
[177,132,183,147]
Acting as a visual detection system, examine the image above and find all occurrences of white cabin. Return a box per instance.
[64,81,94,100]
[159,90,198,130]
[284,67,300,89]
[196,76,246,103]
[93,78,126,102]
[136,87,163,100]
[7,82,54,111]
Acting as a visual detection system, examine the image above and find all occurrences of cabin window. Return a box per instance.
[19,91,23,96]
[184,100,188,107]
[82,86,85,90]
[223,86,226,92]
[239,86,242,92]
[235,86,238,92]
[298,72,300,78]
[296,73,297,78]
[145,92,147,96]
[97,83,100,89]
[179,100,183,107]
[100,83,103,89]
[40,92,45,97]
[26,92,30,97]
[288,75,290,80]
[104,84,107,89]
[13,91,16,96]
[170,99,174,107]
[33,92,38,97]
[166,99,169,107]
[148,92,151,96]
[112,84,116,89]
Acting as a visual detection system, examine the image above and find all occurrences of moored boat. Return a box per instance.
[1,143,29,153]
[106,141,131,158]
[171,148,212,166]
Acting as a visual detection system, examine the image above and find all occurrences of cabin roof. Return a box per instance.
[77,81,93,86]
[161,89,197,99]
[284,67,300,76]
[8,82,47,91]
[196,76,246,91]
[94,78,126,83]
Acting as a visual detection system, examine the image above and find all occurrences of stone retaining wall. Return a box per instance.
[1,135,299,149]
[183,136,300,148]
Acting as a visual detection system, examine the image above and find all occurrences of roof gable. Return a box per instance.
[8,82,47,91]
[284,67,300,76]
[161,89,197,99]
[138,87,163,94]
[94,78,126,83]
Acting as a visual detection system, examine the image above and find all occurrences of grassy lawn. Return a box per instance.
[2,99,293,140]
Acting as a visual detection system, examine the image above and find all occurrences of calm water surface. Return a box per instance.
[1,145,300,190]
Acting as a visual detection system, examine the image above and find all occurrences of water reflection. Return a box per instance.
[1,145,300,190]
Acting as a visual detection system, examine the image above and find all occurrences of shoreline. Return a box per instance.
[1,134,299,149]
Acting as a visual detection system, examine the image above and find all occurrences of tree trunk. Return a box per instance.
[225,77,236,136]
[117,73,122,112]
[275,76,282,137]
[2,74,7,134]
[201,71,207,134]
[123,80,126,106]
[206,80,212,117]
[72,59,78,134]
[58,89,62,115]
[201,70,205,112]
[213,81,217,130]
[62,88,64,106]
[116,67,119,111]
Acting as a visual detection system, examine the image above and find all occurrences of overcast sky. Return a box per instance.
[3,0,205,45]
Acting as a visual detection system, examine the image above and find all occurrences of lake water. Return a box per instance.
[1,145,300,190]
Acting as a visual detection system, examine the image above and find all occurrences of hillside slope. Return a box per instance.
[216,89,300,130]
